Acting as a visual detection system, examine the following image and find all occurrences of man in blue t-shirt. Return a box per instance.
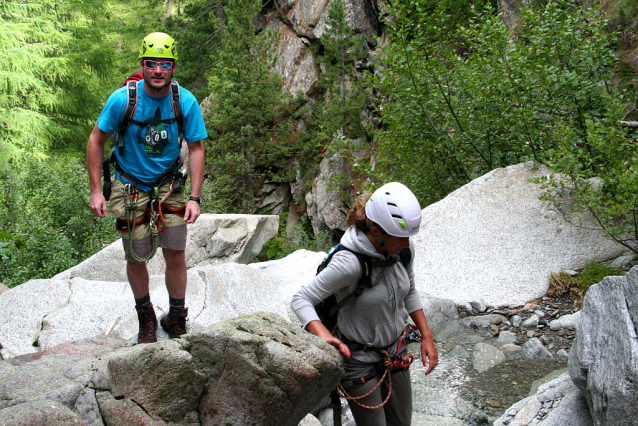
[87,32,208,344]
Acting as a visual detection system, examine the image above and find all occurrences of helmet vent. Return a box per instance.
[387,202,397,207]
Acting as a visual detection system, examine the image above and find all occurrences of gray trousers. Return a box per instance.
[342,367,412,426]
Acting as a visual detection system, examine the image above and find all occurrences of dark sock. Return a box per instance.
[168,298,186,320]
[135,294,151,306]
[169,297,185,308]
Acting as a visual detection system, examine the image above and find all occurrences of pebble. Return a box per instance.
[498,330,518,345]
[470,299,488,313]
[557,349,570,358]
[522,337,553,359]
[511,315,522,327]
[491,315,505,325]
[500,343,522,353]
[522,314,540,329]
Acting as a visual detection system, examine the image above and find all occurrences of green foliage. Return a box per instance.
[577,261,625,291]
[0,155,118,287]
[0,0,122,159]
[258,215,331,262]
[316,0,368,141]
[373,0,622,206]
[299,0,372,201]
[203,0,303,213]
[603,0,638,99]
[163,0,223,100]
[549,261,625,305]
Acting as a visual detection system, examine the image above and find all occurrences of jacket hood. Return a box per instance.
[340,225,385,260]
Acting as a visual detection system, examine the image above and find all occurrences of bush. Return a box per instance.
[0,154,118,287]
[257,215,331,262]
[548,261,625,306]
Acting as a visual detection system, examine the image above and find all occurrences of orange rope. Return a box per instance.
[155,185,173,232]
[337,352,394,410]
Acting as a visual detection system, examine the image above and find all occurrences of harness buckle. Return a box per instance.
[171,166,187,193]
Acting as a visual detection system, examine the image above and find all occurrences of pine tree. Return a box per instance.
[204,0,297,213]
[0,0,122,159]
[316,0,368,141]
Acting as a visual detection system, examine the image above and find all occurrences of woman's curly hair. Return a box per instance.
[346,191,385,234]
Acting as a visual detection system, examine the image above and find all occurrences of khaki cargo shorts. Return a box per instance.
[110,179,187,262]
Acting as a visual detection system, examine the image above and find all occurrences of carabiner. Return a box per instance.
[393,354,414,369]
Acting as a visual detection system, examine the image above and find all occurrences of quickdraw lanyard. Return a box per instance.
[123,179,177,263]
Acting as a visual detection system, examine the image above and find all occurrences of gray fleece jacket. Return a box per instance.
[291,225,424,363]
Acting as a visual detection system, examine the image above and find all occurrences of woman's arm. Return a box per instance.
[290,250,361,358]
[305,320,351,358]
[409,309,438,374]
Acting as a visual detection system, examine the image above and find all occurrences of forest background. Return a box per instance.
[1,0,637,287]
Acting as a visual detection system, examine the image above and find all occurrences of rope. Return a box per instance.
[155,183,174,232]
[337,352,394,410]
[336,325,418,410]
[124,183,160,262]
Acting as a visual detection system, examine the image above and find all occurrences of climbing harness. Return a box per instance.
[338,351,394,410]
[337,324,419,410]
[118,166,187,262]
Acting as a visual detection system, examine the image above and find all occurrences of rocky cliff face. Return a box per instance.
[251,0,387,235]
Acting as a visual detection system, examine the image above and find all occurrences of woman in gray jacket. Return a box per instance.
[291,182,438,426]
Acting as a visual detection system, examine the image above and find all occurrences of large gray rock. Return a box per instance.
[271,0,381,44]
[568,266,638,425]
[305,153,351,236]
[494,372,592,426]
[413,162,625,307]
[0,313,343,426]
[0,280,72,358]
[0,399,86,426]
[53,214,278,282]
[0,262,290,359]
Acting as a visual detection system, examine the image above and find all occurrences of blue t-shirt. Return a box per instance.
[97,80,208,190]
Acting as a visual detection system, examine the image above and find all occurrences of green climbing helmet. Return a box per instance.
[139,32,178,61]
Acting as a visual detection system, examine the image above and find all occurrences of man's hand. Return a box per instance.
[87,125,111,218]
[89,193,107,218]
[183,200,200,223]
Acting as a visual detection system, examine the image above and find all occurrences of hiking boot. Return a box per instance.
[160,307,188,338]
[135,303,158,344]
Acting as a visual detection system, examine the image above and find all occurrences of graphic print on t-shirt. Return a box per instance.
[137,107,169,158]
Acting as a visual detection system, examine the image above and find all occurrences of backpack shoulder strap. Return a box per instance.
[170,80,184,143]
[348,249,372,295]
[399,246,412,268]
[325,248,372,318]
[114,81,139,156]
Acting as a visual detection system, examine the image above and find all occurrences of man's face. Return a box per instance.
[141,58,175,91]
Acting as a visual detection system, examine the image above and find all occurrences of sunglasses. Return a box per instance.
[143,60,174,70]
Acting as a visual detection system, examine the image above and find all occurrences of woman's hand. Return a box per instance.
[306,320,351,358]
[409,309,439,374]
[325,335,351,358]
[421,337,438,374]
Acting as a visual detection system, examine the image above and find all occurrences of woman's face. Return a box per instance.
[383,235,410,255]
[370,225,410,255]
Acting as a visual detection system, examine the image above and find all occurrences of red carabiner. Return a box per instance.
[393,353,414,369]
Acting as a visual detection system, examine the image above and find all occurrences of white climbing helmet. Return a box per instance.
[365,182,422,237]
